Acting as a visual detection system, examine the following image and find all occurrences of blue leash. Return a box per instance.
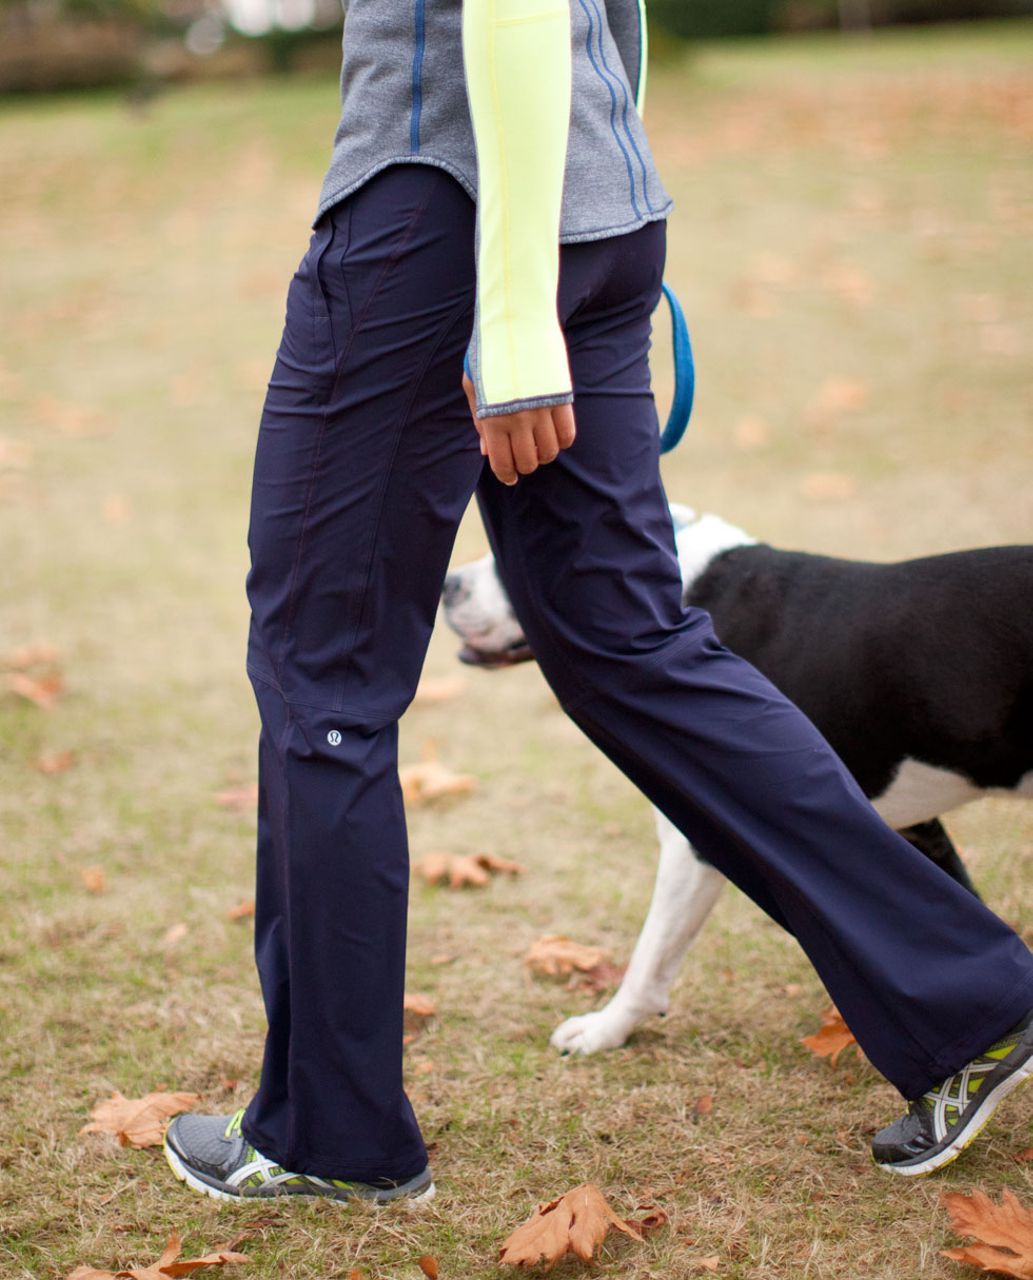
[462,278,694,454]
[657,279,695,455]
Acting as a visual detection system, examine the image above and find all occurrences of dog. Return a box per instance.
[441,503,1033,1055]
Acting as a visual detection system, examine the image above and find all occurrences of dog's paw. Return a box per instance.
[549,1009,637,1056]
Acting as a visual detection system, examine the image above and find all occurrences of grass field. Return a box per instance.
[1,20,1032,1279]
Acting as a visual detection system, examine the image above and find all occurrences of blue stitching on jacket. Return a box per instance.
[576,0,641,220]
[590,0,653,211]
[411,0,426,153]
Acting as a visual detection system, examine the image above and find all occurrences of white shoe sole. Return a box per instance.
[875,1056,1033,1177]
[163,1137,436,1204]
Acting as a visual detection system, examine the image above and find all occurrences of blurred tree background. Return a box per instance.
[0,0,1031,92]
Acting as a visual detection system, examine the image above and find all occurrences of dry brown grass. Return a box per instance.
[1,21,1032,1279]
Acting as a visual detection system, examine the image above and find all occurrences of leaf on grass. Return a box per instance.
[626,1205,669,1236]
[565,961,627,995]
[693,1094,715,1119]
[417,1257,439,1279]
[800,1004,858,1068]
[404,993,437,1019]
[66,1230,249,1279]
[1014,1149,1033,1165]
[690,1257,721,1274]
[5,669,64,708]
[35,749,77,774]
[226,900,255,921]
[499,1183,643,1271]
[81,1091,200,1149]
[941,1189,1033,1279]
[214,784,258,812]
[163,923,189,947]
[80,865,107,894]
[524,935,609,980]
[412,675,467,705]
[415,851,526,889]
[399,758,476,806]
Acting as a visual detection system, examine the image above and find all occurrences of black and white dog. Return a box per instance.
[441,504,1033,1056]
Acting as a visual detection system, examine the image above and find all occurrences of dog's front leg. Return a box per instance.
[550,809,726,1055]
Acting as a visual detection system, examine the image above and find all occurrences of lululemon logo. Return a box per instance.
[327,730,342,746]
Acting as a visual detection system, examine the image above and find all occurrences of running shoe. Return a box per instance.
[163,1109,435,1203]
[872,1006,1033,1176]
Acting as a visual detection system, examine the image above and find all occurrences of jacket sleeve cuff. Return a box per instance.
[475,389,575,419]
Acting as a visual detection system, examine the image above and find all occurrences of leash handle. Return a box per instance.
[657,279,695,455]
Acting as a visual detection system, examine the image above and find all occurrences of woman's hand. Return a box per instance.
[462,373,576,486]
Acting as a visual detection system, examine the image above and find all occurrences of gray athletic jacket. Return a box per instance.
[314,0,673,243]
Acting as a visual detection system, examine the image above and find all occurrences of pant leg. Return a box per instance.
[475,217,1033,1101]
[242,163,484,1179]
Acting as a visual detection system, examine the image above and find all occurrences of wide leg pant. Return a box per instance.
[241,162,1033,1181]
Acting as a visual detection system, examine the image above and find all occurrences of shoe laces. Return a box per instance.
[224,1108,246,1140]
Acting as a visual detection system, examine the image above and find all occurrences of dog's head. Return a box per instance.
[441,554,533,668]
[441,504,754,668]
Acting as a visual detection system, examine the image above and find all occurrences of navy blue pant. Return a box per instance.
[241,162,1033,1181]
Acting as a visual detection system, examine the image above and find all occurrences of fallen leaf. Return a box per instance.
[413,674,466,705]
[806,377,868,427]
[626,1205,669,1236]
[415,851,526,889]
[690,1257,721,1274]
[1015,1149,1033,1165]
[399,757,476,806]
[404,993,437,1019]
[163,923,189,946]
[800,1004,858,1068]
[524,935,609,979]
[35,750,77,774]
[693,1094,715,1119]
[5,670,63,708]
[499,1183,643,1271]
[81,1091,200,1149]
[102,495,132,526]
[565,961,627,995]
[225,900,255,921]
[66,1229,249,1279]
[214,784,257,812]
[941,1189,1033,1278]
[417,1257,439,1279]
[80,865,107,894]
[732,415,770,450]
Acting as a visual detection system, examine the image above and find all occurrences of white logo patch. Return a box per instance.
[327,730,342,746]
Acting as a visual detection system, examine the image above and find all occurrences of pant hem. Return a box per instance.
[915,968,1033,1097]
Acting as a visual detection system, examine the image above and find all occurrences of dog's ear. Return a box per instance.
[668,502,696,531]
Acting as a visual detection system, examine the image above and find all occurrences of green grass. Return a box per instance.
[2,20,1032,1279]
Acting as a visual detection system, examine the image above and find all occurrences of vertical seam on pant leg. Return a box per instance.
[274,180,440,686]
[333,288,474,713]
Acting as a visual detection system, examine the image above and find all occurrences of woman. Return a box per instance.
[164,0,1033,1202]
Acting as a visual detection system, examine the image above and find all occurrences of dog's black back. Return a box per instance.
[687,544,1033,801]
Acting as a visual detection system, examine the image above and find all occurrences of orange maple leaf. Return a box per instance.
[416,851,526,889]
[399,758,476,806]
[5,669,63,709]
[800,1004,859,1067]
[66,1230,249,1279]
[499,1183,645,1271]
[524,935,609,980]
[80,1091,200,1149]
[941,1189,1033,1278]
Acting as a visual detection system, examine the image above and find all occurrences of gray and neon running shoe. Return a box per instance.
[164,1109,435,1203]
[872,1006,1033,1176]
